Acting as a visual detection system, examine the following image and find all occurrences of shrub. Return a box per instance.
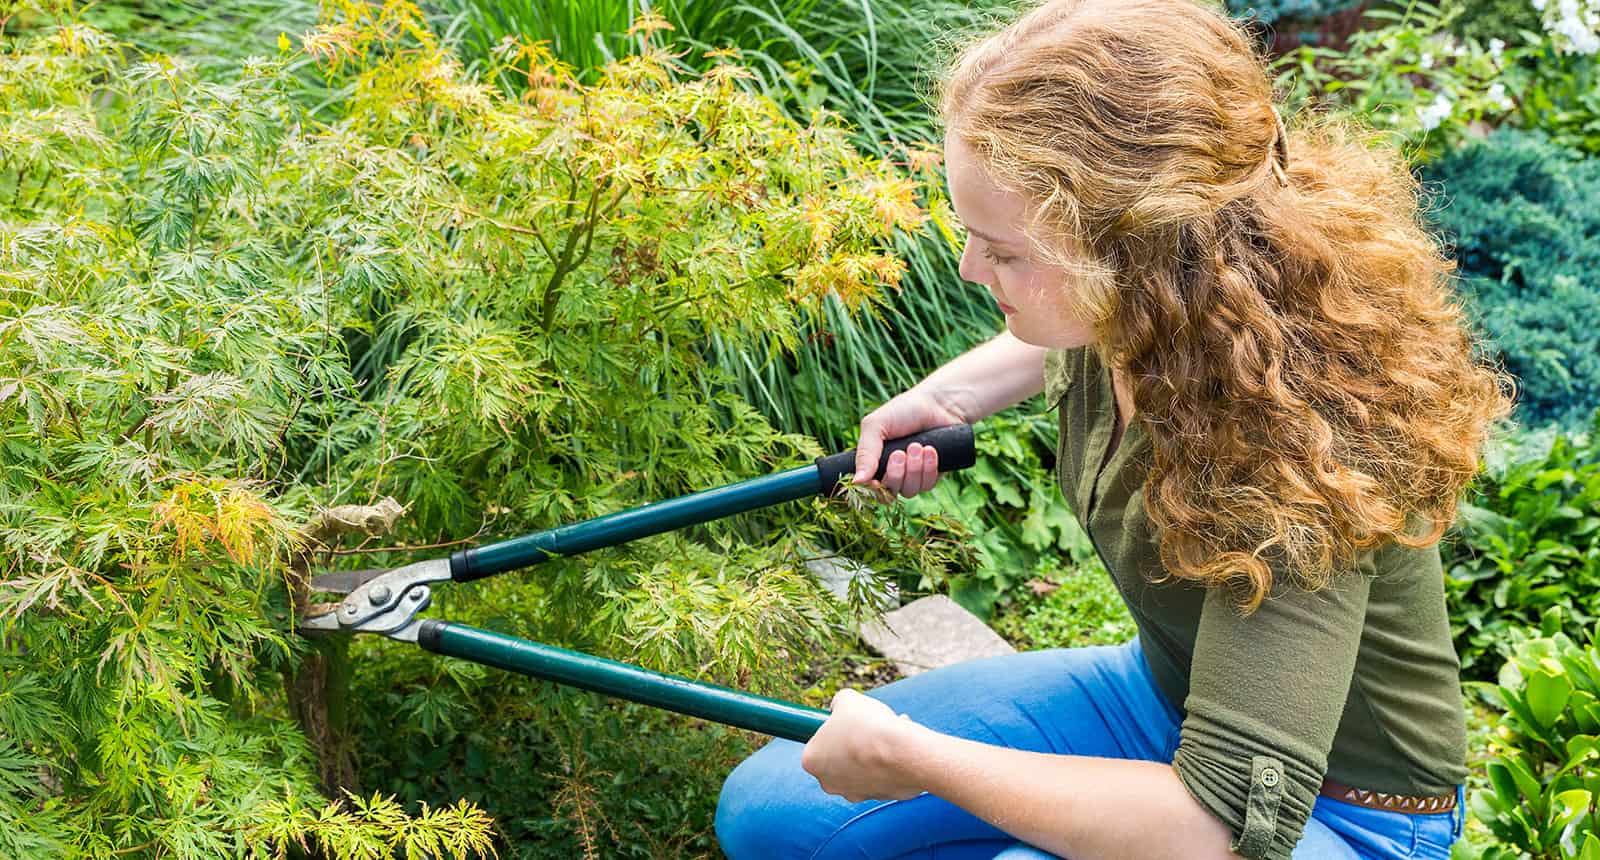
[896,411,1080,617]
[1270,0,1525,159]
[435,0,1018,453]
[1419,128,1600,431]
[1465,610,1600,859]
[0,2,950,855]
[1446,0,1543,45]
[1442,410,1600,680]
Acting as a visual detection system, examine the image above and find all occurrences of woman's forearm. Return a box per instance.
[914,329,1048,423]
[905,728,1240,860]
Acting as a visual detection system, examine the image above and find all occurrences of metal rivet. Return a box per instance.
[369,585,392,605]
[408,587,425,601]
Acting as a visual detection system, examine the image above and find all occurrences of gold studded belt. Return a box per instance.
[1320,778,1458,814]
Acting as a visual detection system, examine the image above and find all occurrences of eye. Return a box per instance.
[981,246,1014,266]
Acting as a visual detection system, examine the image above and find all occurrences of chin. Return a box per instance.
[1010,322,1092,350]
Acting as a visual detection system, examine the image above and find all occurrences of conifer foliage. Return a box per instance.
[0,1,941,855]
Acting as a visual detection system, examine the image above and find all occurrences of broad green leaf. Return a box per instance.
[1529,669,1577,729]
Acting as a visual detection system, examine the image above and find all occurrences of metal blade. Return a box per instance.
[309,567,389,595]
[299,605,347,636]
[296,558,452,641]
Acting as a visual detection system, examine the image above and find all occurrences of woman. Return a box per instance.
[714,0,1515,858]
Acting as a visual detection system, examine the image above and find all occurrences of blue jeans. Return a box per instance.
[716,637,1465,859]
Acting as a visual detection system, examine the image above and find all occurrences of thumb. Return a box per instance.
[854,427,885,484]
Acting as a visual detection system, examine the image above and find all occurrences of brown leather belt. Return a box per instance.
[1320,778,1457,814]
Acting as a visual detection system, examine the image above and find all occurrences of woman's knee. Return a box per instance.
[716,738,835,860]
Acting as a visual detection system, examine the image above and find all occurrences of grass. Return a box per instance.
[989,558,1139,650]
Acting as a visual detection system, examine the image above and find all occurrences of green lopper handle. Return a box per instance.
[449,424,976,582]
[418,620,828,742]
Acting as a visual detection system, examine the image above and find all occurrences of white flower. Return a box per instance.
[1487,82,1514,109]
[1489,37,1506,60]
[1420,51,1435,68]
[1417,92,1454,130]
[1553,13,1600,53]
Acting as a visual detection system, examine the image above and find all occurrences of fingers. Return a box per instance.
[853,414,941,500]
[885,444,940,498]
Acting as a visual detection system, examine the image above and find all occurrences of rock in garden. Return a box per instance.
[860,595,1016,677]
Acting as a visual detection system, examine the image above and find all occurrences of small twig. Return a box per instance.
[323,533,480,556]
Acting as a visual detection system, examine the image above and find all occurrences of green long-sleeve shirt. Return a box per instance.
[1043,343,1468,860]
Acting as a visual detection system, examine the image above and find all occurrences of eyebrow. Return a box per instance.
[965,225,1021,249]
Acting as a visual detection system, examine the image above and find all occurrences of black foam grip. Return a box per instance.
[814,424,976,496]
[417,618,445,652]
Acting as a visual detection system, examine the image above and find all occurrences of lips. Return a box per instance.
[996,299,1016,314]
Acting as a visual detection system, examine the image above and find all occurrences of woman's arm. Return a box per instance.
[852,329,1048,491]
[914,329,1047,423]
[907,720,1240,860]
[802,690,1241,860]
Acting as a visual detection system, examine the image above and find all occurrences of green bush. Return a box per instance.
[1270,0,1524,160]
[1446,0,1542,44]
[1442,410,1600,680]
[1464,610,1600,859]
[434,0,1016,452]
[0,3,951,855]
[1419,128,1600,431]
[1503,48,1600,156]
[898,411,1081,617]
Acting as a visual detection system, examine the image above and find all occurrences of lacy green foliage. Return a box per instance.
[437,0,1016,452]
[1442,412,1600,681]
[1418,128,1600,430]
[1,2,949,855]
[346,661,757,859]
[1464,610,1600,859]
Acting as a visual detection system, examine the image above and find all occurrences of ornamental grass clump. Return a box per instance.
[0,2,952,855]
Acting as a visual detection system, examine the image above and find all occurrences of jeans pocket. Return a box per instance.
[1410,788,1465,860]
[1412,835,1454,859]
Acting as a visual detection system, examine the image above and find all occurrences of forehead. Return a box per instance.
[943,136,1030,245]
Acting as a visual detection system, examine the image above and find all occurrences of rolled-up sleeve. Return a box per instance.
[1170,561,1373,860]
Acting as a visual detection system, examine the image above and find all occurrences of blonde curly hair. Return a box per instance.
[937,0,1517,612]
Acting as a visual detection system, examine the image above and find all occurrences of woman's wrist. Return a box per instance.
[910,379,982,425]
[885,718,950,793]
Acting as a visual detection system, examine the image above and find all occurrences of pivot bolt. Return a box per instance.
[369,585,392,605]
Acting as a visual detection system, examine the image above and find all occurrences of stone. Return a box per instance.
[859,595,1016,677]
[804,555,898,611]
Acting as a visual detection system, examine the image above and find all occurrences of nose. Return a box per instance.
[957,237,989,286]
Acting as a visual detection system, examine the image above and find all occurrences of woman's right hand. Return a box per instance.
[853,387,971,499]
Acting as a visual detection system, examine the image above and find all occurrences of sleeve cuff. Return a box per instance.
[1171,704,1324,860]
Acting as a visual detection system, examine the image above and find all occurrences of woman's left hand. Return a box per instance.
[800,688,935,803]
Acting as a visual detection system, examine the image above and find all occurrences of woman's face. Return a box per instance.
[943,135,1096,349]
